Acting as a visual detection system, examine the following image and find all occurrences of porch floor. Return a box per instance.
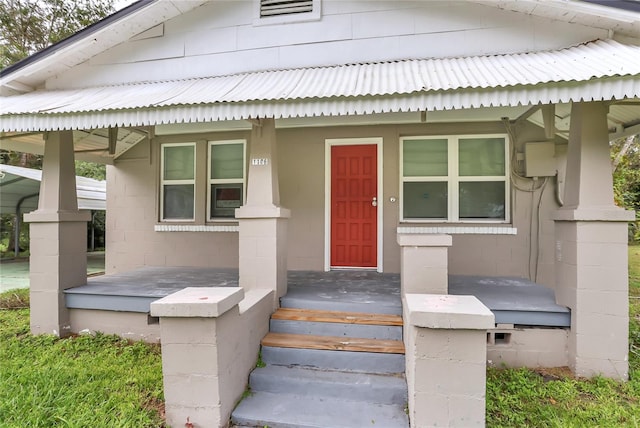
[65,268,570,327]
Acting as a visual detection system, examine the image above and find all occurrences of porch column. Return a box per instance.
[236,118,290,308]
[404,294,494,427]
[397,234,452,295]
[23,130,91,337]
[553,101,634,380]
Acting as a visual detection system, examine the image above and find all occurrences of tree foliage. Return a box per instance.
[0,0,114,69]
[611,134,640,242]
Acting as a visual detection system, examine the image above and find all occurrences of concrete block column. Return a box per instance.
[236,206,290,307]
[404,294,495,428]
[554,217,632,379]
[397,234,452,295]
[553,101,635,380]
[23,130,90,337]
[150,287,246,428]
[237,118,290,308]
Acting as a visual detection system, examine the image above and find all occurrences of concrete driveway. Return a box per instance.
[0,252,105,293]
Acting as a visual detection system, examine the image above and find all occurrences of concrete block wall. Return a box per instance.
[150,287,273,428]
[106,139,239,275]
[555,220,631,379]
[487,325,569,368]
[69,309,161,342]
[404,294,495,428]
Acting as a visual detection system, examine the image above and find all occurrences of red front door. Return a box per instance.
[331,144,378,268]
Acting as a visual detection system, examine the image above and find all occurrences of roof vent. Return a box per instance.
[260,0,313,17]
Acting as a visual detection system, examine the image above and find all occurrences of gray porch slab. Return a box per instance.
[64,268,570,327]
[65,267,238,312]
[283,270,402,315]
[449,275,571,327]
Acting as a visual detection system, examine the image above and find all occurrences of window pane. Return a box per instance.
[459,181,505,219]
[210,184,243,218]
[403,182,447,219]
[211,144,244,180]
[403,139,448,177]
[459,138,505,176]
[163,145,194,180]
[163,184,195,219]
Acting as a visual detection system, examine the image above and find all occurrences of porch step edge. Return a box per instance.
[262,332,405,354]
[272,308,403,325]
[280,296,402,315]
[270,318,403,340]
[231,391,409,428]
[261,345,406,374]
[249,365,407,405]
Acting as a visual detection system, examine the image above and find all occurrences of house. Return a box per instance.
[1,1,639,426]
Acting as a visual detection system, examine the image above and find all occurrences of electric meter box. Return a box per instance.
[524,142,556,177]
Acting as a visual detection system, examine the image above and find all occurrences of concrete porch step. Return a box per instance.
[272,308,403,325]
[231,285,408,427]
[262,332,405,354]
[280,293,402,315]
[270,308,403,340]
[231,391,409,428]
[249,365,407,405]
[261,345,406,374]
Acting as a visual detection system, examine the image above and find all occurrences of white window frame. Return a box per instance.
[207,140,247,221]
[400,134,510,223]
[253,0,321,26]
[160,142,196,222]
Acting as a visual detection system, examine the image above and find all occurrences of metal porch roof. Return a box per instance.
[0,164,106,214]
[1,39,639,134]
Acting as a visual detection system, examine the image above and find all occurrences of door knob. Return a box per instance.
[371,197,378,207]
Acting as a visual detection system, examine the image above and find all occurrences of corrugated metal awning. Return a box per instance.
[0,164,106,213]
[1,39,639,133]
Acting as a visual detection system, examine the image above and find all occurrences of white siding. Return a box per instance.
[46,1,608,90]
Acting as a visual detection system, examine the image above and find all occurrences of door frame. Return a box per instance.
[324,137,383,272]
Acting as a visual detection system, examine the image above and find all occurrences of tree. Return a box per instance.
[611,134,640,242]
[0,0,115,69]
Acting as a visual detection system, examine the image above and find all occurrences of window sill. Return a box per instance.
[154,224,239,232]
[397,226,517,235]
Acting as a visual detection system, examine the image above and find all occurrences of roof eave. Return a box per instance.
[1,76,638,133]
[0,0,209,95]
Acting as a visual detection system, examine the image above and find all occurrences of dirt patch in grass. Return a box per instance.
[143,395,166,426]
[0,288,29,309]
[533,366,576,382]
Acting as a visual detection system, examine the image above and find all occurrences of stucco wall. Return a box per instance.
[107,119,564,287]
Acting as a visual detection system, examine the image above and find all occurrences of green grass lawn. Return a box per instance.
[486,245,640,427]
[1,249,639,427]
[0,289,164,427]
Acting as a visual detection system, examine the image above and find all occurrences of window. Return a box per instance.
[159,140,246,223]
[208,141,246,219]
[400,135,509,222]
[161,143,196,221]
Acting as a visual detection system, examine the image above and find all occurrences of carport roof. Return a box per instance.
[0,164,106,214]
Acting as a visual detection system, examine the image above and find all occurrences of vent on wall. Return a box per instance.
[260,0,313,17]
